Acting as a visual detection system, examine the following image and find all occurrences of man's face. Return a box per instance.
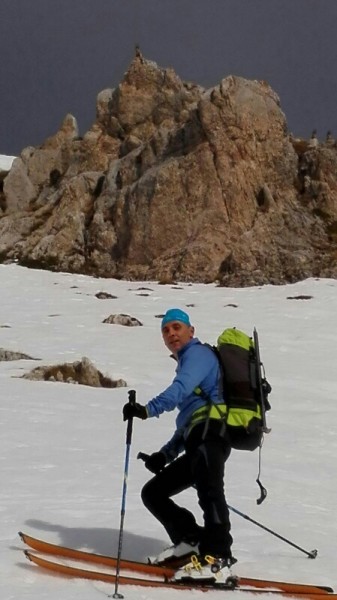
[162,320,194,354]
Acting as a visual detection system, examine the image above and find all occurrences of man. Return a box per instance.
[123,308,235,583]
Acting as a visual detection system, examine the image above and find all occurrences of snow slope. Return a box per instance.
[1,263,337,599]
[0,155,15,170]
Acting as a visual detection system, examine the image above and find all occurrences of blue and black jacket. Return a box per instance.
[145,338,223,462]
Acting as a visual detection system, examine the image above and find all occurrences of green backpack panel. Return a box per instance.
[216,327,271,451]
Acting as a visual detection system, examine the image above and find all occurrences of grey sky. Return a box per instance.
[1,0,337,155]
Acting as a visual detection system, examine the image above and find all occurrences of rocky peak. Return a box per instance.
[0,55,337,285]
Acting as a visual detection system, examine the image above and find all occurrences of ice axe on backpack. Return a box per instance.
[253,328,271,435]
[252,327,271,505]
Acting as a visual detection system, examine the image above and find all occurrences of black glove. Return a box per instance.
[144,451,166,474]
[123,402,148,421]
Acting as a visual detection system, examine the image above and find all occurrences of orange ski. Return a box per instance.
[19,531,334,596]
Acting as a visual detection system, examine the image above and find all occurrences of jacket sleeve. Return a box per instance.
[146,345,216,418]
[160,428,185,462]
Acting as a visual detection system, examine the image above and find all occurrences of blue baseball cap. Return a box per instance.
[161,308,191,329]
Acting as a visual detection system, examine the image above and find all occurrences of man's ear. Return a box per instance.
[189,326,195,338]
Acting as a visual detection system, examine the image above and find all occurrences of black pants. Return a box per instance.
[141,421,233,558]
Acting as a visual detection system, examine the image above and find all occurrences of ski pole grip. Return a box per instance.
[128,389,136,404]
[137,452,149,462]
[126,389,136,444]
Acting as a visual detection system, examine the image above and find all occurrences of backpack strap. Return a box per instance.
[192,343,228,440]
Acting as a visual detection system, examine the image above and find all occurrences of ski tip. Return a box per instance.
[24,550,32,562]
[308,549,318,559]
[18,531,24,541]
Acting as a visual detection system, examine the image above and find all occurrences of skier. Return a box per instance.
[122,308,235,582]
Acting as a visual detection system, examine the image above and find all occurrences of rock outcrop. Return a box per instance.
[0,348,39,361]
[21,356,127,388]
[1,51,337,285]
[102,314,143,326]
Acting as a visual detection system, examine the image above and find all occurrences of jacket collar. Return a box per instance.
[177,337,200,359]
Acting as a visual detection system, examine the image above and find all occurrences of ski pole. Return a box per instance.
[111,389,136,599]
[228,505,317,559]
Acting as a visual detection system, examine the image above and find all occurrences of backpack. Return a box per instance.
[216,327,272,503]
[215,327,271,452]
[192,327,271,503]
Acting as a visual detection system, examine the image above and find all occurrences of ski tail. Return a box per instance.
[18,531,172,576]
